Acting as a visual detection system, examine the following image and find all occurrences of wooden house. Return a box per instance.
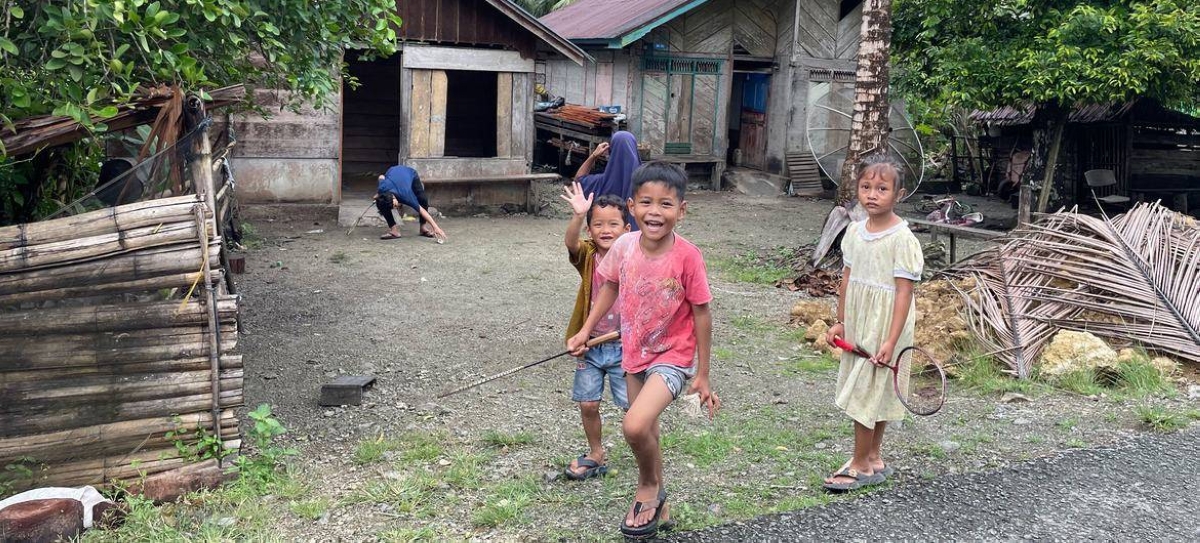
[972,100,1200,213]
[538,0,869,188]
[229,0,588,211]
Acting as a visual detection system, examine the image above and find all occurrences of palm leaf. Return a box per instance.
[1007,203,1200,363]
[951,203,1200,375]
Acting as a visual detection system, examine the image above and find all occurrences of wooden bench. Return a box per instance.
[908,218,1006,262]
[652,154,725,191]
[421,173,563,212]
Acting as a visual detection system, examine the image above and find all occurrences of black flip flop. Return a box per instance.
[564,454,608,481]
[620,487,667,540]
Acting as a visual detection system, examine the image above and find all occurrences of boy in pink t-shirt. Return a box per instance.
[567,162,721,540]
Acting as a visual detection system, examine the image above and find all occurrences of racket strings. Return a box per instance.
[897,347,946,415]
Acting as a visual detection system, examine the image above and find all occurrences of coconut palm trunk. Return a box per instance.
[835,0,894,205]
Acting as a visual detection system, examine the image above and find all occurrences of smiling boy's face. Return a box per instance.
[629,181,686,242]
[587,205,628,251]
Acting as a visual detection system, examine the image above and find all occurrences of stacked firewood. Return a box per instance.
[0,195,240,490]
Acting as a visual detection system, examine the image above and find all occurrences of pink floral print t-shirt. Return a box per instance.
[597,232,712,374]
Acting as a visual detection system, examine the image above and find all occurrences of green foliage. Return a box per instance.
[1134,405,1191,433]
[0,0,402,135]
[165,423,228,462]
[0,143,103,225]
[893,0,1200,111]
[955,353,1044,395]
[237,404,297,490]
[512,0,578,17]
[711,248,796,285]
[480,430,536,448]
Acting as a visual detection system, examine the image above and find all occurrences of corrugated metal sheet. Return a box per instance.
[540,0,697,41]
[971,100,1200,128]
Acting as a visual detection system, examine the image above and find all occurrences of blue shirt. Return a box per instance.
[378,166,421,211]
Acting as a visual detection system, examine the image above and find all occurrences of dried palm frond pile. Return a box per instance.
[949,202,1200,379]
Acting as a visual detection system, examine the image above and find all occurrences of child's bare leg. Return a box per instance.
[825,421,877,484]
[622,376,673,529]
[868,421,887,471]
[568,401,604,475]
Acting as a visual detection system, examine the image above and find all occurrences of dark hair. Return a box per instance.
[632,161,687,200]
[587,194,628,224]
[375,191,397,214]
[857,153,905,191]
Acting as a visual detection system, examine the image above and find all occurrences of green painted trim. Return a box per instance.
[616,0,712,49]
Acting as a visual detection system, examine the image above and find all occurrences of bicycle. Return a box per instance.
[913,195,973,216]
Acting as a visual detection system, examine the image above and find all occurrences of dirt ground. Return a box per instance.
[232,189,1194,542]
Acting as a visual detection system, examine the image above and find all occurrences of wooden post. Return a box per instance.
[194,205,224,444]
[1019,182,1032,227]
[189,103,217,218]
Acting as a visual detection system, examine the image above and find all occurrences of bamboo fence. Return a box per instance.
[0,190,242,491]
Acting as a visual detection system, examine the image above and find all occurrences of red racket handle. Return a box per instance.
[830,337,873,359]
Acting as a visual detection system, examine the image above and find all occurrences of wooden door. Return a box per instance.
[666,74,694,154]
[738,73,769,169]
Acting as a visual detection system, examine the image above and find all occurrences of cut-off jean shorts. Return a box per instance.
[571,340,629,410]
[629,363,693,400]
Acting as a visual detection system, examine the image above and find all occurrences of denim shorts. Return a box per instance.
[629,363,693,400]
[571,341,629,409]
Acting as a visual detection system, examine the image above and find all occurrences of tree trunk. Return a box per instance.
[836,0,893,205]
[1022,102,1068,213]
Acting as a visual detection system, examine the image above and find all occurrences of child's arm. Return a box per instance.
[574,142,609,181]
[688,303,719,419]
[415,206,447,241]
[560,181,592,256]
[873,277,915,366]
[825,266,851,344]
[566,280,617,355]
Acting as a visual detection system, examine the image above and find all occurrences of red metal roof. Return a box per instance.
[540,0,698,41]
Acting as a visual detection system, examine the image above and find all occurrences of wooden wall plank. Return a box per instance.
[667,75,693,144]
[691,75,718,155]
[398,67,412,162]
[513,72,532,161]
[403,44,535,73]
[733,0,777,57]
[835,4,862,60]
[496,72,514,157]
[410,70,433,158]
[595,63,615,107]
[642,73,668,154]
[796,0,836,58]
[430,70,448,157]
[613,55,631,111]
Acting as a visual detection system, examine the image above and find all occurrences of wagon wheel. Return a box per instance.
[805,84,924,199]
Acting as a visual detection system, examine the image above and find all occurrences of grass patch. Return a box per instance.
[288,498,330,520]
[711,249,794,285]
[1135,405,1192,433]
[713,346,736,360]
[1114,359,1175,398]
[1056,418,1077,432]
[954,354,1042,396]
[348,470,441,516]
[239,222,265,250]
[1054,369,1106,397]
[730,314,774,333]
[444,451,488,489]
[354,435,399,464]
[480,430,535,448]
[1065,438,1088,448]
[378,526,442,542]
[783,353,839,375]
[470,477,539,528]
[329,251,348,264]
[662,429,740,467]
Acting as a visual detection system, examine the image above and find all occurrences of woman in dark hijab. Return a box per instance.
[575,131,641,229]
